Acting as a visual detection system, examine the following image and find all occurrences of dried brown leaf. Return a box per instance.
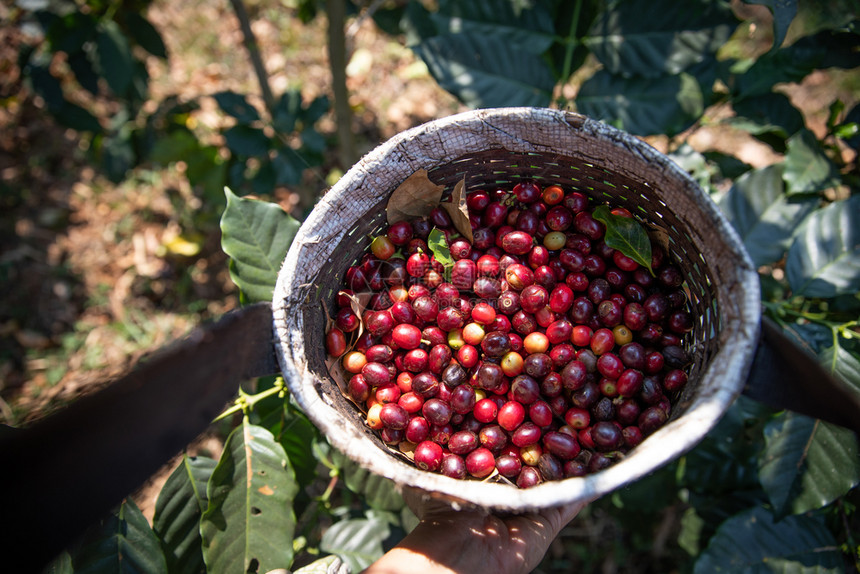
[386,169,445,224]
[441,178,473,243]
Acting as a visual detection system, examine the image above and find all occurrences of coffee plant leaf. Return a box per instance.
[256,400,320,490]
[716,164,818,266]
[759,412,860,518]
[730,92,805,143]
[293,555,348,574]
[592,205,653,274]
[576,69,703,136]
[201,421,298,573]
[319,515,390,573]
[786,194,860,298]
[779,321,833,355]
[213,90,262,125]
[126,12,167,59]
[734,29,859,98]
[693,506,843,573]
[152,455,217,574]
[428,227,453,269]
[42,551,73,574]
[746,0,799,50]
[412,33,555,109]
[224,125,271,158]
[820,337,860,396]
[71,499,168,574]
[220,187,299,302]
[95,20,133,97]
[783,129,841,195]
[68,50,100,96]
[331,449,405,512]
[430,0,555,55]
[583,0,736,79]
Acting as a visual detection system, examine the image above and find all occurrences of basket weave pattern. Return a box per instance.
[273,108,760,511]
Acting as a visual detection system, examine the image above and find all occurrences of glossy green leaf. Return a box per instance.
[255,398,320,490]
[783,129,841,195]
[428,228,453,268]
[747,0,798,50]
[213,91,261,124]
[716,164,818,266]
[152,455,217,574]
[668,143,717,195]
[576,70,703,136]
[759,412,860,518]
[319,515,390,573]
[200,421,298,573]
[694,506,843,573]
[786,195,860,298]
[71,499,168,574]
[96,20,133,96]
[431,0,556,54]
[584,0,736,78]
[820,337,860,396]
[223,125,270,158]
[220,188,300,302]
[591,205,653,274]
[412,33,555,109]
[331,448,404,511]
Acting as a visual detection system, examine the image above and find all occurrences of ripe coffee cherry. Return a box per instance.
[543,431,581,460]
[481,330,512,357]
[440,453,467,479]
[466,447,497,478]
[422,398,453,426]
[414,440,444,471]
[479,424,509,453]
[474,398,499,423]
[406,417,430,443]
[498,401,526,431]
[449,430,480,455]
[391,323,422,349]
[379,403,409,430]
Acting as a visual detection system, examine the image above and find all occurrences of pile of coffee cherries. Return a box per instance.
[326,181,693,488]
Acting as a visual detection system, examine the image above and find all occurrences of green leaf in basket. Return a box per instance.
[428,227,453,269]
[220,187,300,302]
[591,205,653,275]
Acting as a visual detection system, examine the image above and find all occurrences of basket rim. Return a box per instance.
[272,107,761,511]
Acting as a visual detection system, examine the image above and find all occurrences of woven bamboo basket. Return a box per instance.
[272,107,761,512]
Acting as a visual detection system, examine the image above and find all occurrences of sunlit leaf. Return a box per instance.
[320,515,390,573]
[576,70,703,136]
[584,0,736,78]
[591,205,652,273]
[783,129,841,195]
[220,188,300,302]
[431,0,556,54]
[786,195,860,298]
[428,228,453,269]
[413,33,555,109]
[716,164,818,266]
[201,421,298,573]
[758,412,860,518]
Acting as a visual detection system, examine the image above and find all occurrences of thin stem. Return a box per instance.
[228,0,276,117]
[560,0,584,90]
[327,0,356,170]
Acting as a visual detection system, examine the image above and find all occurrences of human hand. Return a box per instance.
[361,487,593,574]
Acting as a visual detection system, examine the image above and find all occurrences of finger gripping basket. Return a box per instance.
[272,108,760,512]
